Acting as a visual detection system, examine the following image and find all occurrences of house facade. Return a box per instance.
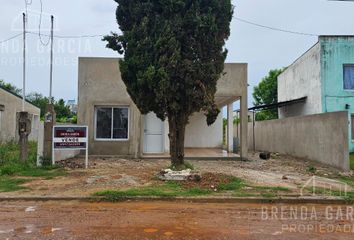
[0,86,41,142]
[278,36,354,151]
[77,57,248,159]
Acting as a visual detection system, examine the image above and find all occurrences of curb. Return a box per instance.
[0,196,353,204]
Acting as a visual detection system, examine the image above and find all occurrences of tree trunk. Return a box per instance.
[168,113,186,168]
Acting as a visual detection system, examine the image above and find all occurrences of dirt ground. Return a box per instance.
[0,153,353,198]
[0,200,353,240]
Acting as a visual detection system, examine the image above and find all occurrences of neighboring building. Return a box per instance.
[67,99,78,114]
[278,35,354,151]
[0,86,41,142]
[78,57,248,159]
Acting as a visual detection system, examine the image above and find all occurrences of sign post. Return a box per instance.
[53,125,88,168]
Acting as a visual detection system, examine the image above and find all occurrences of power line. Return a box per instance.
[0,33,23,44]
[38,0,51,46]
[27,31,105,39]
[0,31,105,45]
[234,17,318,37]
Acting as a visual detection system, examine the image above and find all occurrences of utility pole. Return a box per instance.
[19,13,31,162]
[43,15,56,165]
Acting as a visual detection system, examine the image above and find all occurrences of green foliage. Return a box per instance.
[218,176,244,191]
[307,166,317,173]
[0,142,65,178]
[253,69,283,121]
[350,154,354,170]
[252,186,290,192]
[0,177,29,192]
[0,79,22,95]
[94,181,211,201]
[104,0,233,165]
[26,92,75,121]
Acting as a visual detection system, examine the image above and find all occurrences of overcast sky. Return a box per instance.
[1,0,354,109]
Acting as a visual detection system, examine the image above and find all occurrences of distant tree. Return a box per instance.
[26,92,50,118]
[253,69,283,121]
[104,0,233,168]
[54,99,72,120]
[27,93,73,121]
[0,79,22,95]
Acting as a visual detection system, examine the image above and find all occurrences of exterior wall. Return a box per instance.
[278,43,322,118]
[184,112,223,148]
[320,36,354,152]
[77,57,141,157]
[248,111,349,171]
[78,57,247,156]
[0,88,40,143]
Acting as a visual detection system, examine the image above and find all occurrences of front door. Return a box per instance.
[144,112,164,153]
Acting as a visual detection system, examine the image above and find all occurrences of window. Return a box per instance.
[95,107,129,140]
[343,65,354,90]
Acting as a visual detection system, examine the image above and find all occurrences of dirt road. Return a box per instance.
[0,200,353,240]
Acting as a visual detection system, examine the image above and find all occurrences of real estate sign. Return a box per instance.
[52,125,89,168]
[53,126,87,149]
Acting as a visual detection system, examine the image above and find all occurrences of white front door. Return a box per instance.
[144,112,164,153]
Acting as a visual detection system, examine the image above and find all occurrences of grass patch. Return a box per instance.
[350,154,354,170]
[336,175,354,189]
[307,166,317,174]
[0,177,29,192]
[218,176,244,191]
[309,187,354,201]
[252,186,290,192]
[0,141,66,192]
[260,192,276,198]
[95,181,211,201]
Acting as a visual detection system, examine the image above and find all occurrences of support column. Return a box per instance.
[43,104,56,164]
[240,95,248,160]
[227,103,234,153]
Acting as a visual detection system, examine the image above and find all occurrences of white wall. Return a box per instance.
[184,112,223,148]
[278,43,322,118]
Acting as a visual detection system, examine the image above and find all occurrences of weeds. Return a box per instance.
[95,181,211,201]
[0,141,65,192]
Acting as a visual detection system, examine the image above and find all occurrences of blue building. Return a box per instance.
[278,36,354,152]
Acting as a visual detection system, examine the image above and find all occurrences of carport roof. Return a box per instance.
[247,96,307,112]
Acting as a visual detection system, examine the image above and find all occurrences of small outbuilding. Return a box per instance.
[0,86,41,142]
[77,57,248,159]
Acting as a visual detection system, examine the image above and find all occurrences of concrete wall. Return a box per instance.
[320,36,354,152]
[248,111,349,171]
[216,63,247,107]
[78,57,141,157]
[278,43,322,118]
[184,112,223,148]
[0,88,40,143]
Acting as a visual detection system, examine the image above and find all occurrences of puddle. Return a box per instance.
[0,229,14,234]
[25,206,36,212]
